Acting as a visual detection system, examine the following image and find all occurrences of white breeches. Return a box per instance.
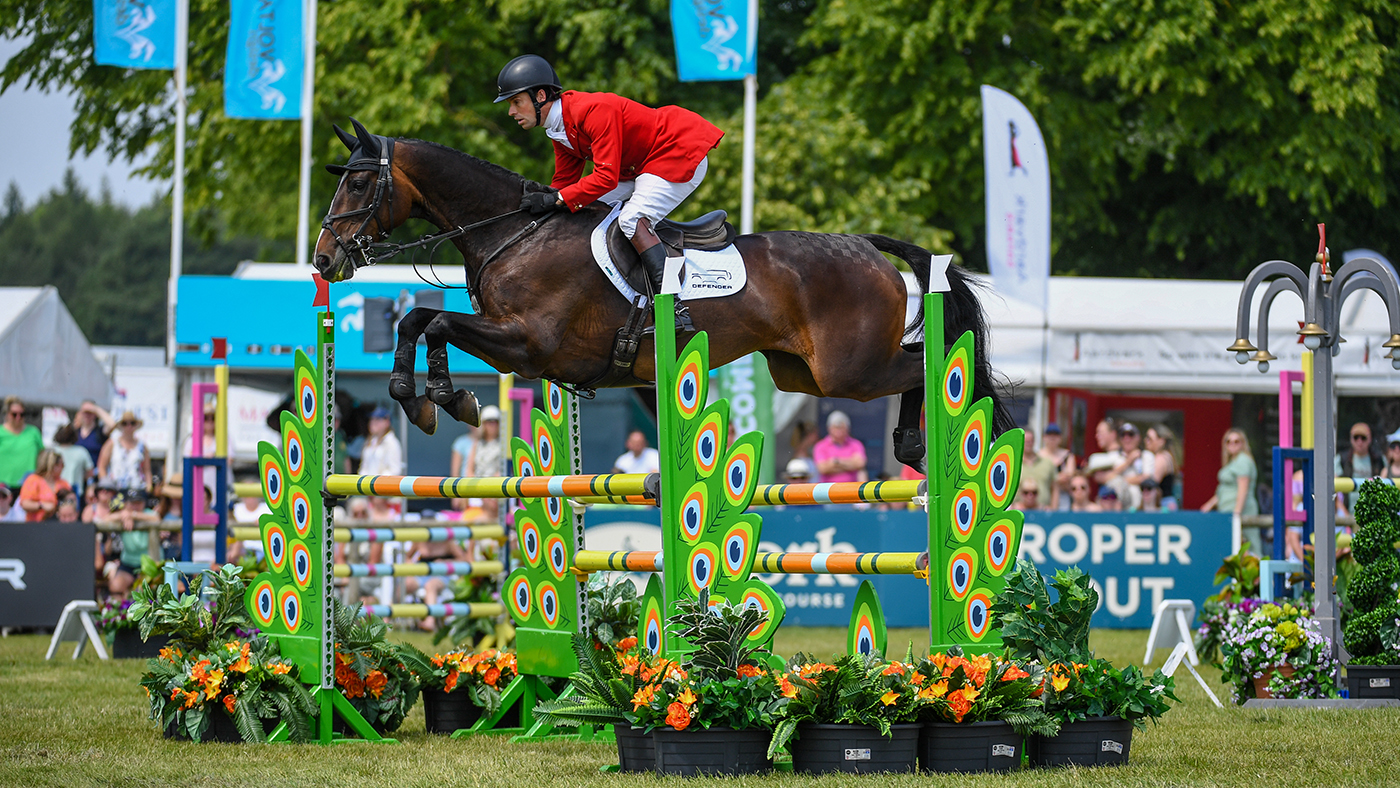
[602,157,709,239]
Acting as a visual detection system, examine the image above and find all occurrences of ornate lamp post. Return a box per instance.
[1230,231,1400,662]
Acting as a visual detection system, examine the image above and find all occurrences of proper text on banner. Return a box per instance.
[224,0,303,119]
[671,0,757,82]
[93,0,176,69]
[981,85,1050,312]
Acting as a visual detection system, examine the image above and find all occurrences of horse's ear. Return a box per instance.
[333,123,357,152]
[350,118,380,158]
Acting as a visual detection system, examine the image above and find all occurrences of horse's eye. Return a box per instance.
[350,179,368,194]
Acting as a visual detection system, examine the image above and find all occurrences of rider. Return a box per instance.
[496,54,723,308]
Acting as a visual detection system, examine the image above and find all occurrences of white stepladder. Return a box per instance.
[45,600,108,660]
[1144,599,1222,708]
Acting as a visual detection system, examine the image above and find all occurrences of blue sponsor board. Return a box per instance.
[174,275,493,374]
[584,508,1230,629]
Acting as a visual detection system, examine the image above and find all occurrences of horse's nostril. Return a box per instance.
[314,254,330,270]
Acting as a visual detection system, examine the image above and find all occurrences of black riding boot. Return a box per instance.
[638,244,667,293]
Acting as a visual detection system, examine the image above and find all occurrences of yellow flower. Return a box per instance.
[918,680,949,701]
[1051,673,1070,692]
[677,687,698,706]
[204,668,225,696]
[880,690,899,706]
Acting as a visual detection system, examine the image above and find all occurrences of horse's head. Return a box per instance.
[315,118,414,282]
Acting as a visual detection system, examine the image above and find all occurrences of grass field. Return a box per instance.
[3,626,1399,787]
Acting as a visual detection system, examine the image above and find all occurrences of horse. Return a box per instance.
[313,119,1013,470]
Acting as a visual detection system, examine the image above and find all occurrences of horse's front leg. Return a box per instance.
[389,307,442,435]
[423,310,545,426]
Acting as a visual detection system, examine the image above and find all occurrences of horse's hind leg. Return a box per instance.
[893,386,926,472]
[423,313,481,426]
[390,307,440,435]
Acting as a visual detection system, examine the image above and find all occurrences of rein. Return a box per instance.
[321,138,557,306]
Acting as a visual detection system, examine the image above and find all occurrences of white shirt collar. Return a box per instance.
[544,100,571,149]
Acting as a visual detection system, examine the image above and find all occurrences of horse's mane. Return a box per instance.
[401,138,553,194]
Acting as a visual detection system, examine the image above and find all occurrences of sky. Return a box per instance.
[0,36,164,208]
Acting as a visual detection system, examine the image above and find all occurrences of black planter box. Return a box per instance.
[790,723,919,774]
[422,689,486,734]
[1030,716,1133,767]
[920,720,1023,773]
[112,629,170,660]
[653,726,771,776]
[163,709,244,743]
[615,725,655,773]
[1347,665,1400,699]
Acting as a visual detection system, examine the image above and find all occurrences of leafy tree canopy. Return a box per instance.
[2,0,1397,279]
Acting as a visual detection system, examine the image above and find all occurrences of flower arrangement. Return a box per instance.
[331,599,421,733]
[913,650,1051,731]
[403,646,518,716]
[1218,601,1338,704]
[989,560,1096,664]
[766,653,920,756]
[1035,657,1176,728]
[1195,598,1265,664]
[138,637,315,742]
[128,564,258,654]
[1342,479,1400,665]
[97,598,138,636]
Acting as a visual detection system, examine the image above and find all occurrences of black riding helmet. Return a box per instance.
[494,55,563,126]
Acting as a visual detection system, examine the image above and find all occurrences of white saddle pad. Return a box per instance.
[590,202,747,302]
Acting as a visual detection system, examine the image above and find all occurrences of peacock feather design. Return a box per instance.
[847,580,888,657]
[502,381,584,676]
[658,332,785,653]
[638,574,665,655]
[245,348,325,676]
[930,330,1024,652]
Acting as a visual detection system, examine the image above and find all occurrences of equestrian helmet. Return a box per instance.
[494,55,562,103]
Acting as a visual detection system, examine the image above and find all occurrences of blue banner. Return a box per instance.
[93,0,176,69]
[584,509,1231,630]
[224,0,303,119]
[670,0,756,82]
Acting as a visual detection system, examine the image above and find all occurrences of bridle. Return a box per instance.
[321,135,556,305]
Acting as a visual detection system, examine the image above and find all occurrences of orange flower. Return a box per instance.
[619,654,640,676]
[344,674,365,699]
[880,690,900,706]
[1051,673,1070,692]
[911,671,926,686]
[1001,664,1030,682]
[269,663,293,675]
[918,680,949,701]
[366,670,388,699]
[445,670,460,692]
[431,654,446,667]
[665,702,691,731]
[484,667,501,687]
[929,653,948,674]
[677,687,698,706]
[182,690,200,709]
[159,646,182,662]
[882,662,906,676]
[665,663,687,682]
[779,676,798,699]
[229,655,252,674]
[190,659,211,683]
[631,684,657,711]
[222,694,236,714]
[170,688,181,701]
[204,668,225,696]
[947,688,976,722]
[737,664,764,678]
[616,636,638,652]
[336,652,352,666]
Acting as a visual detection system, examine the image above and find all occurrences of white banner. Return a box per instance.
[982,85,1050,312]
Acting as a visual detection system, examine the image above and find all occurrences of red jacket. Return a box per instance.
[551,91,724,211]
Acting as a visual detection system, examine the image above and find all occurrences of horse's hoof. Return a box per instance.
[892,427,925,473]
[444,389,480,426]
[425,377,455,407]
[400,395,437,435]
[388,372,417,401]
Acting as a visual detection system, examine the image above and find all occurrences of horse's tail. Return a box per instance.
[860,234,1016,436]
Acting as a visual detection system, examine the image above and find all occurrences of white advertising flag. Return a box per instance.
[982,85,1050,312]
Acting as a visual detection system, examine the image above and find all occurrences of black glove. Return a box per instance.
[520,190,559,215]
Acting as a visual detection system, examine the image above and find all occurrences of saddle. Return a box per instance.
[604,210,737,294]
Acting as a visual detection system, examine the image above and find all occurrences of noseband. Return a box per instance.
[321,136,397,269]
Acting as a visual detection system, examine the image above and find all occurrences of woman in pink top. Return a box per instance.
[813,411,867,485]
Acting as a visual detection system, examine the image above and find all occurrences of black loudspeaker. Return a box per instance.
[414,289,445,311]
[363,296,396,353]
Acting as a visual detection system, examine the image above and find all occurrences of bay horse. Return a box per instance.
[313,119,1012,470]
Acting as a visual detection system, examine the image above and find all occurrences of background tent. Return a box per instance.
[0,286,113,410]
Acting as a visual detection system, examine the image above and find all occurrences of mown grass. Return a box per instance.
[2,627,1398,787]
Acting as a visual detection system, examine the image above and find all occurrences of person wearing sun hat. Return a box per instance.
[97,410,152,493]
[465,405,503,479]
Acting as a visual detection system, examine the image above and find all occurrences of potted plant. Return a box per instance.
[403,646,518,733]
[139,637,315,742]
[533,633,671,771]
[1195,598,1265,664]
[330,599,421,736]
[989,560,1176,767]
[1342,479,1400,698]
[100,598,169,659]
[767,653,921,774]
[1029,657,1176,766]
[1219,601,1338,703]
[583,573,640,649]
[914,650,1051,773]
[634,593,786,776]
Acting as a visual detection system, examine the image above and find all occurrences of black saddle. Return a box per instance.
[605,210,737,294]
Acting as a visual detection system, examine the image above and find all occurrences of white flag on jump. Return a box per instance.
[981,85,1050,312]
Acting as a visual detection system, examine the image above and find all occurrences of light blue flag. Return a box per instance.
[671,0,756,82]
[93,0,176,69]
[224,0,303,119]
